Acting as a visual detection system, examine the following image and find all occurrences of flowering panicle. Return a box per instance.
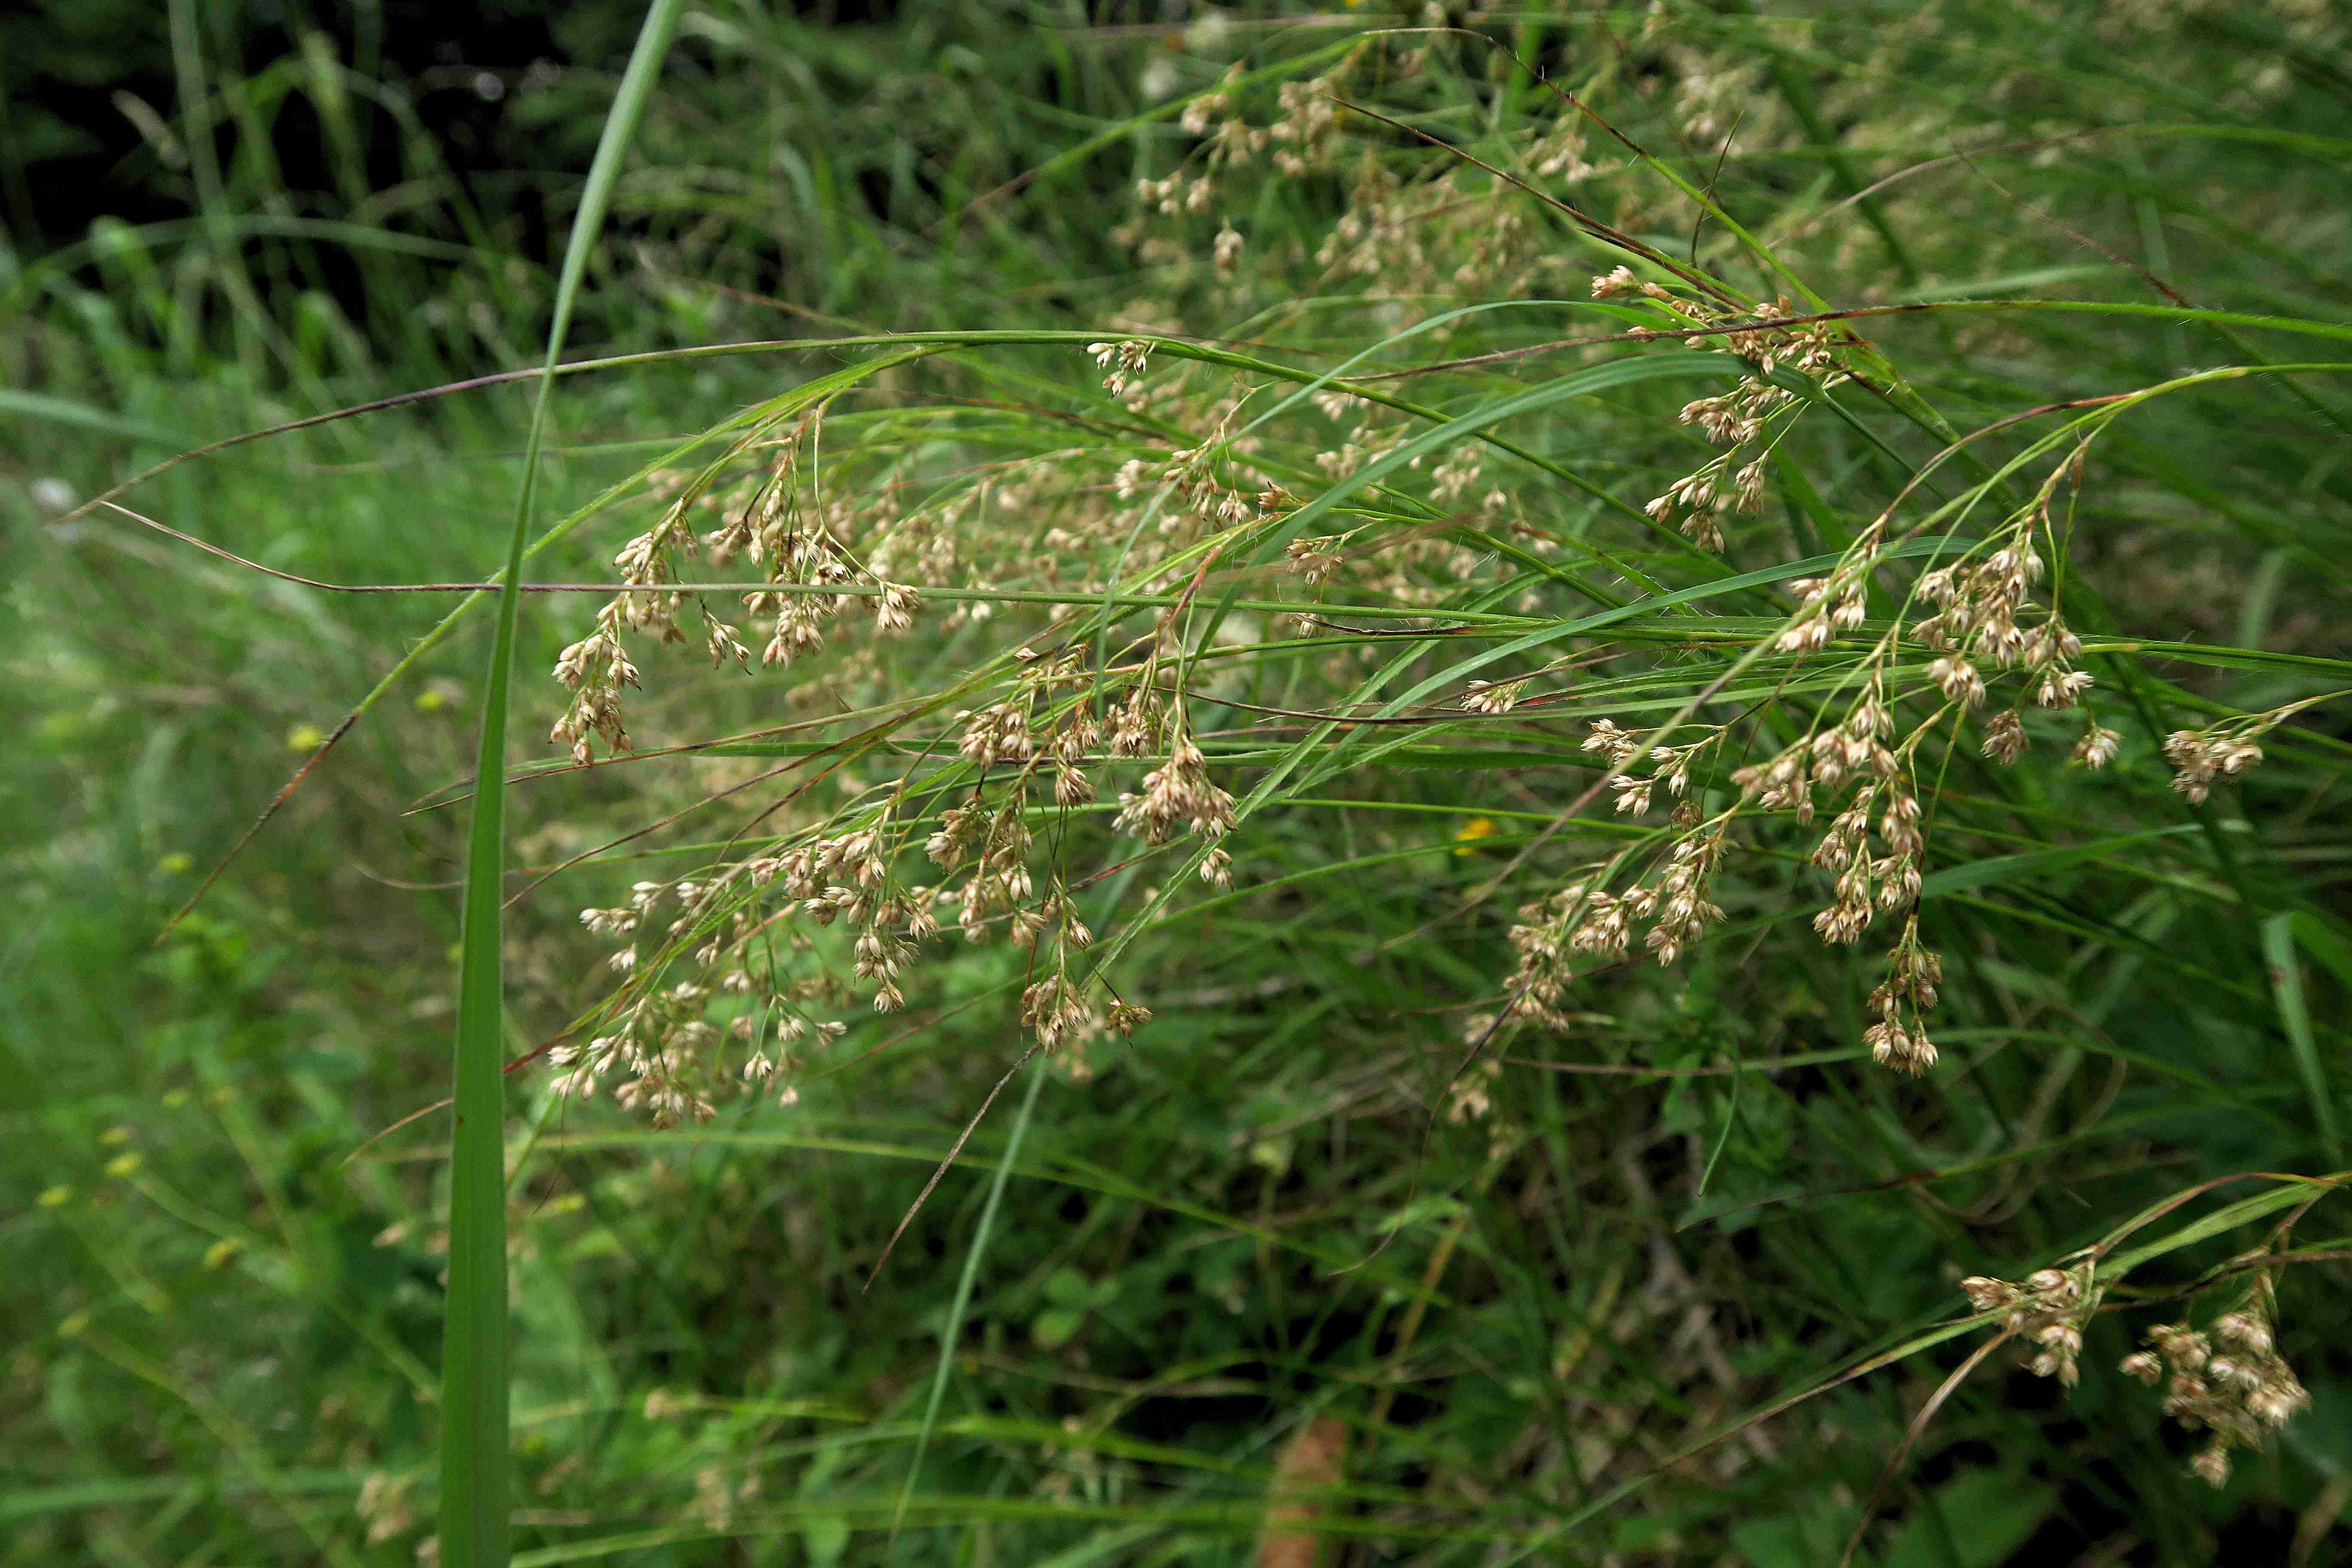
[1498,882,1598,1032]
[1895,480,2113,778]
[1430,444,1484,504]
[1115,734,1238,873]
[1285,534,1346,587]
[549,462,710,762]
[1268,77,1342,176]
[1772,564,1871,656]
[1212,224,1245,275]
[534,46,2347,1179]
[1483,714,1746,1032]
[1011,876,1154,1078]
[551,614,641,764]
[1533,120,1598,182]
[1965,1264,2312,1491]
[1134,173,1213,217]
[550,416,922,763]
[1313,417,1403,483]
[1153,402,1273,533]
[2163,720,2268,803]
[1498,812,1731,1032]
[1461,678,1526,716]
[559,791,995,1116]
[1911,537,2089,717]
[2073,725,2123,769]
[1636,825,1731,968]
[1578,718,1716,821]
[1960,1264,2097,1387]
[2122,1279,2309,1487]
[1864,918,1942,1073]
[1679,382,1797,450]
[1179,67,1269,170]
[1087,339,1153,399]
[1642,466,1730,553]
[1604,276,1858,554]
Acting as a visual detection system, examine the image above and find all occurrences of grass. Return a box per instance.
[441,6,686,1562]
[4,2,2352,1565]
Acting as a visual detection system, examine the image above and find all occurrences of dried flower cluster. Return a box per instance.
[1663,445,2123,1067]
[1961,1265,2098,1387]
[2158,694,2331,800]
[552,413,921,765]
[1592,269,1856,554]
[1963,1264,2311,1488]
[2121,1282,2310,1487]
[1460,677,1525,716]
[2164,721,2266,803]
[551,599,1245,1110]
[1501,807,1731,1032]
[533,28,2338,1137]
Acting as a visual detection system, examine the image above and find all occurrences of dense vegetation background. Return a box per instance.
[4,3,2349,1564]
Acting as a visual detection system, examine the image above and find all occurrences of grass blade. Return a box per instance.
[2262,913,2344,1164]
[0,389,188,447]
[894,1052,1050,1536]
[439,6,684,1565]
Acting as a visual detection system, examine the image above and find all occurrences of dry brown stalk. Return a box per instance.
[1256,1416,1351,1568]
